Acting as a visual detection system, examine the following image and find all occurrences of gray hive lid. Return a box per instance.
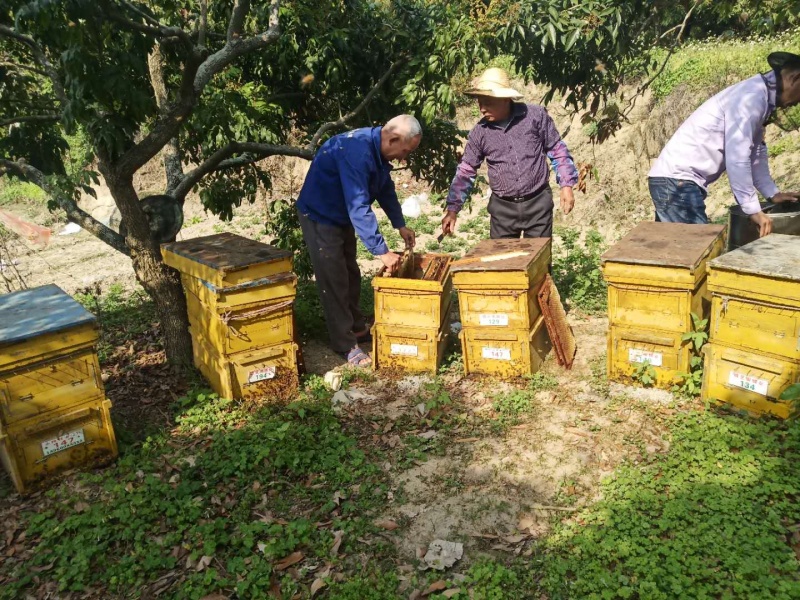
[0,284,96,346]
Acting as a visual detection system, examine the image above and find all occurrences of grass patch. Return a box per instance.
[0,179,47,206]
[73,283,158,362]
[651,29,800,101]
[0,390,391,600]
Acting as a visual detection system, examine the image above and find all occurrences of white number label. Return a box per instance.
[248,366,276,383]
[728,371,769,396]
[628,349,663,367]
[41,429,85,457]
[391,343,418,357]
[479,313,509,327]
[482,347,511,361]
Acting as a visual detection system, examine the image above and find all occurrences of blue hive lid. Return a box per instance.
[0,284,97,346]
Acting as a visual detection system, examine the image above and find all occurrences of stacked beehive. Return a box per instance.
[601,222,726,389]
[451,239,551,377]
[0,284,118,494]
[161,233,300,400]
[703,234,800,418]
[371,252,452,373]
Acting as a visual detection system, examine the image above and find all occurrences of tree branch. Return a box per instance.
[0,25,66,104]
[0,61,47,77]
[147,43,185,192]
[114,0,281,180]
[0,114,60,127]
[170,140,312,201]
[198,0,209,49]
[621,0,702,119]
[0,159,129,255]
[227,0,251,41]
[308,62,399,151]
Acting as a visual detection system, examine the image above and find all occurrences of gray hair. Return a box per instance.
[384,114,422,141]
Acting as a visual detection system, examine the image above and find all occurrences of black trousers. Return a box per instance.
[298,211,366,354]
[487,186,554,239]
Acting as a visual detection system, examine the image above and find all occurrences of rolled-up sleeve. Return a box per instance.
[445,129,484,213]
[541,110,578,188]
[724,92,771,215]
[338,154,388,256]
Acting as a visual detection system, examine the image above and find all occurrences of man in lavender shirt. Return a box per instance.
[649,52,800,237]
[441,68,578,239]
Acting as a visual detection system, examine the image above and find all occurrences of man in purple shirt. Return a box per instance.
[649,52,800,236]
[441,68,579,239]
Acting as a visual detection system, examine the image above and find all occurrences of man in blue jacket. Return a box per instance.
[297,115,421,368]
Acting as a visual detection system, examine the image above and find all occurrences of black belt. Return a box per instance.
[493,183,549,203]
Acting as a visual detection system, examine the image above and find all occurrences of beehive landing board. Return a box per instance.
[162,233,291,274]
[450,238,549,272]
[601,223,726,270]
[710,234,800,281]
[0,284,95,347]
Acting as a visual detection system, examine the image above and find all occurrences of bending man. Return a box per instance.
[297,115,421,368]
[649,51,800,235]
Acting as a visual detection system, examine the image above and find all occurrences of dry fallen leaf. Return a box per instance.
[503,534,527,544]
[74,502,90,513]
[275,551,304,571]
[195,555,213,572]
[310,578,326,597]
[199,594,229,600]
[373,518,399,531]
[442,589,461,598]
[331,530,344,556]
[422,580,447,596]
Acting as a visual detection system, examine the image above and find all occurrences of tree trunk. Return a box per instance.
[132,249,193,367]
[102,169,193,366]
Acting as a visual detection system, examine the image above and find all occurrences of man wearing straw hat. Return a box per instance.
[441,67,578,239]
[648,51,800,236]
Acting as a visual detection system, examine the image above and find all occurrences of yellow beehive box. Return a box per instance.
[372,253,452,329]
[162,233,293,288]
[707,234,800,360]
[460,316,550,378]
[371,322,449,373]
[451,238,551,291]
[457,286,542,330]
[607,325,692,389]
[190,329,299,400]
[185,290,294,356]
[0,395,118,494]
[602,223,726,332]
[0,285,103,427]
[181,271,297,314]
[702,342,796,419]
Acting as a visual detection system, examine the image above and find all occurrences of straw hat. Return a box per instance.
[465,68,524,100]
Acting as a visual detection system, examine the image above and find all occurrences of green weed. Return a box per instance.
[552,228,607,314]
[493,388,537,429]
[672,313,709,398]
[0,392,389,600]
[404,213,438,235]
[0,179,47,205]
[631,361,656,387]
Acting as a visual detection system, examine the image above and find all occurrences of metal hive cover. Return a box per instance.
[0,284,96,346]
[601,222,726,270]
[450,238,549,272]
[162,233,292,273]
[710,233,800,282]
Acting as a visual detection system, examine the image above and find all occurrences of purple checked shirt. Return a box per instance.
[446,103,579,212]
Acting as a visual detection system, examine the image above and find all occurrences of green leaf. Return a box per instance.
[780,383,800,401]
[547,23,558,48]
[565,28,581,51]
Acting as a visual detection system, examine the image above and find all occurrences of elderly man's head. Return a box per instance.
[381,115,422,161]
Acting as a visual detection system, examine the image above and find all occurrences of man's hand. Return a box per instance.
[560,187,575,215]
[772,192,800,204]
[398,226,416,249]
[750,211,773,237]
[441,210,458,236]
[379,251,402,274]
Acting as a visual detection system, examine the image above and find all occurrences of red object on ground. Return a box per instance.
[0,209,51,247]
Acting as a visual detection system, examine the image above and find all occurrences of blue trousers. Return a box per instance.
[648,177,709,224]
